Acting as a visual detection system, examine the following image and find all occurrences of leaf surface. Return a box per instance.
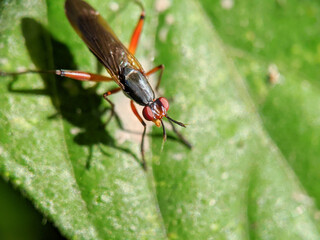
[0,0,319,239]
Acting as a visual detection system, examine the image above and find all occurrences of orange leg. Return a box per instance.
[103,87,122,125]
[146,64,164,91]
[128,11,145,55]
[130,100,147,170]
[57,70,113,82]
[1,69,113,82]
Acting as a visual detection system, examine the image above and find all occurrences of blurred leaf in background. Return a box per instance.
[0,0,319,239]
[0,178,65,240]
[200,0,320,210]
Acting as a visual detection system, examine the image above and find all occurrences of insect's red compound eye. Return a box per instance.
[158,97,169,111]
[142,106,154,121]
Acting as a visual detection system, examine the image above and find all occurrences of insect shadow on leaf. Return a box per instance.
[7,18,140,169]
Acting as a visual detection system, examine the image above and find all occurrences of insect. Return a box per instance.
[1,0,191,170]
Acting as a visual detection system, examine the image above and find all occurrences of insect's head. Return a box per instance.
[142,97,186,141]
[142,97,169,127]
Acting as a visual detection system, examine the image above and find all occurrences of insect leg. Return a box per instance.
[146,64,164,91]
[103,87,122,125]
[1,69,113,82]
[57,70,113,82]
[130,100,147,170]
[128,10,145,55]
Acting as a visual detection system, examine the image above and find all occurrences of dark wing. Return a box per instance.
[65,0,143,86]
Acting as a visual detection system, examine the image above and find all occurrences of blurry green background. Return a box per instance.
[0,0,319,239]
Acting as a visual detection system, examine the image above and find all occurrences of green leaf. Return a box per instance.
[200,0,320,229]
[151,1,320,239]
[0,178,64,240]
[0,1,165,239]
[0,0,319,240]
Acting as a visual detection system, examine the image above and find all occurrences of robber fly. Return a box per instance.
[1,0,192,170]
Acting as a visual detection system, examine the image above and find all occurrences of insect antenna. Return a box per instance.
[166,115,186,128]
[166,115,193,149]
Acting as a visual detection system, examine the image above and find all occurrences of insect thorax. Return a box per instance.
[120,67,155,106]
